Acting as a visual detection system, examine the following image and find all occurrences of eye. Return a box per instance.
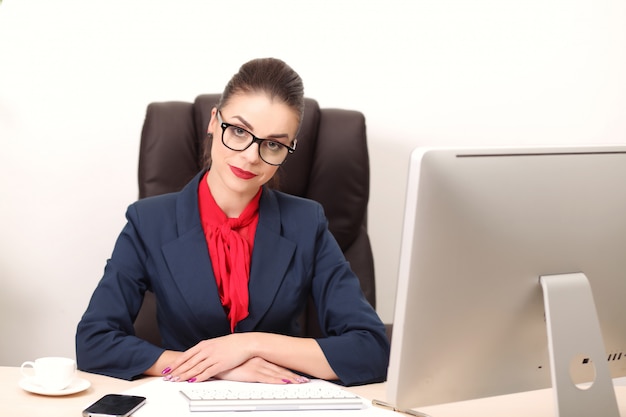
[227,125,250,140]
[263,141,283,153]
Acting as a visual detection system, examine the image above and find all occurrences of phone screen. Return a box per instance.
[82,394,146,417]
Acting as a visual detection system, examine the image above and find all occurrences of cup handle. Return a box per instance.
[20,361,36,378]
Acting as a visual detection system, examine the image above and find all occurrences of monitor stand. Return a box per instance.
[540,273,620,417]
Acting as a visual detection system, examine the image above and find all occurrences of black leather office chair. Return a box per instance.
[133,94,380,344]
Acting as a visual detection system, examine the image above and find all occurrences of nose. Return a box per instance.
[240,141,261,163]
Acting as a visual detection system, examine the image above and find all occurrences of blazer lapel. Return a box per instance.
[237,189,296,332]
[161,226,229,332]
[161,172,230,333]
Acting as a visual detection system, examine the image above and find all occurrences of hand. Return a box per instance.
[214,357,310,384]
[163,333,253,382]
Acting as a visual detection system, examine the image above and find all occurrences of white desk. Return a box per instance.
[1,366,146,417]
[4,365,626,417]
[348,378,626,417]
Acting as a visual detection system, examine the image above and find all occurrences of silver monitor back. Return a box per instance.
[387,145,626,411]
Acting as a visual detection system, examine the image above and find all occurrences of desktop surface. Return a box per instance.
[1,366,145,417]
[4,366,626,417]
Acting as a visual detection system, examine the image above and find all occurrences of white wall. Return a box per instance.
[1,0,625,366]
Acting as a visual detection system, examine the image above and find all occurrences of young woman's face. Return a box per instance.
[207,92,299,201]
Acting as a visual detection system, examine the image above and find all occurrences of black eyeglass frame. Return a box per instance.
[216,111,297,166]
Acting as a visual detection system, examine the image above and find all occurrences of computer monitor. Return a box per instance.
[387,145,626,416]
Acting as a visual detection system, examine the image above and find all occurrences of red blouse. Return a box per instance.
[198,172,261,332]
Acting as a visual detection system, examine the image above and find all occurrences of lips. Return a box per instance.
[230,165,257,180]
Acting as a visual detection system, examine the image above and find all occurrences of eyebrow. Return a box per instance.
[231,115,291,140]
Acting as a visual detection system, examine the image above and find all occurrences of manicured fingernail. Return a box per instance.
[188,377,197,383]
[281,378,292,384]
[295,376,310,383]
[163,374,173,381]
[161,367,171,375]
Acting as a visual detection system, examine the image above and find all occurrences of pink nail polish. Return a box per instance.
[281,378,292,384]
[161,367,172,375]
[188,377,197,383]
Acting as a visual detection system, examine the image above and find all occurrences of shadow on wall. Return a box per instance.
[0,262,41,365]
[367,135,419,324]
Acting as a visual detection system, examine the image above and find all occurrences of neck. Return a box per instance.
[206,171,259,218]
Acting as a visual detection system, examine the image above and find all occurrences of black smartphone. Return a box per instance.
[82,394,146,417]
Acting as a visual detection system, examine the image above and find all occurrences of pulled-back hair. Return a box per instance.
[218,58,304,124]
[203,58,305,190]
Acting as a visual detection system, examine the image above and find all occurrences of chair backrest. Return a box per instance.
[134,94,375,344]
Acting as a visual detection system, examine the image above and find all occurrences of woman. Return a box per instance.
[76,58,389,386]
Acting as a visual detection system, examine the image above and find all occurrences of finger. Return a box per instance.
[247,360,307,384]
[260,369,307,384]
[163,344,201,376]
[178,351,247,383]
[166,352,214,382]
[190,357,240,382]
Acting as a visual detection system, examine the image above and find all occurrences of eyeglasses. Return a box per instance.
[216,111,297,166]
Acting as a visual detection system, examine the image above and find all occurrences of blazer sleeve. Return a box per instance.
[75,203,165,380]
[308,204,390,386]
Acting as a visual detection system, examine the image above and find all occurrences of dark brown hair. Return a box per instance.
[203,58,305,188]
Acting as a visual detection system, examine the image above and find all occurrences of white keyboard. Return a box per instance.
[180,380,365,412]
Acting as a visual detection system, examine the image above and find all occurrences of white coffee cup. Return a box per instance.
[20,357,77,391]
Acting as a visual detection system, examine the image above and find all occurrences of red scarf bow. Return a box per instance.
[198,173,261,332]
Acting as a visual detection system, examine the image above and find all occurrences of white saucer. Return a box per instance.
[19,377,91,396]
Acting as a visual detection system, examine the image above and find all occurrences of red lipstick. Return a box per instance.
[230,165,257,180]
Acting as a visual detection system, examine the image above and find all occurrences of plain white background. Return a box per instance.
[1,0,625,366]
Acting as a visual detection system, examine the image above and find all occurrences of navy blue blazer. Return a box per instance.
[76,172,389,385]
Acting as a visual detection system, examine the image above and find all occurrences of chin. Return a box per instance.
[227,176,262,194]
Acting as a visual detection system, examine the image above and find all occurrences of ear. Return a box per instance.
[207,107,218,134]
